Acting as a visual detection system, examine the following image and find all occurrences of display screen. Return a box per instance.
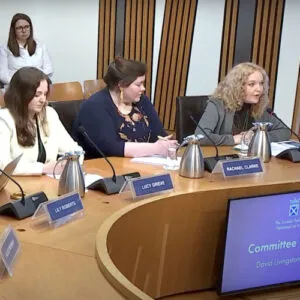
[219,191,300,295]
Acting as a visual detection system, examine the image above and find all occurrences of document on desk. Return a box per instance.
[47,173,103,188]
[271,141,300,156]
[131,155,181,166]
[234,141,300,157]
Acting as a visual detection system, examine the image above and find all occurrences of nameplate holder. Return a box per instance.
[119,173,174,200]
[31,192,84,229]
[211,157,263,179]
[0,225,20,277]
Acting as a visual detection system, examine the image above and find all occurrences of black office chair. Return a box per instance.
[48,100,83,135]
[175,95,208,143]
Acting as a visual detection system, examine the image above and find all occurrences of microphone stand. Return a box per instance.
[267,109,300,163]
[267,109,300,141]
[0,169,48,220]
[189,115,239,172]
[79,126,140,194]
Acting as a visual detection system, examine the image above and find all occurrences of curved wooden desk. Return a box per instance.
[0,148,300,300]
[94,150,300,299]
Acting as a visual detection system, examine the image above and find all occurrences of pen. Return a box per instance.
[157,134,173,141]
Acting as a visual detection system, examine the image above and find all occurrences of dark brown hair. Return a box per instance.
[8,13,36,57]
[4,67,51,146]
[103,57,147,89]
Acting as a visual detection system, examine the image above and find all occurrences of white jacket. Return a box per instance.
[0,41,53,87]
[0,106,83,175]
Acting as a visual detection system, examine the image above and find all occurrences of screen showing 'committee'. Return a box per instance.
[219,191,300,295]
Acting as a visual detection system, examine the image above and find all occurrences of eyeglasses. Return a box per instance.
[15,25,30,32]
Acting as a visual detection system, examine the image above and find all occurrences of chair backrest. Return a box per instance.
[176,95,208,143]
[47,82,83,101]
[0,91,4,108]
[83,79,106,99]
[48,100,83,135]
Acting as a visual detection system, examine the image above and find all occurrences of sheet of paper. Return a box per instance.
[47,173,103,188]
[233,144,248,151]
[84,173,103,186]
[270,142,297,156]
[234,141,298,157]
[131,155,181,166]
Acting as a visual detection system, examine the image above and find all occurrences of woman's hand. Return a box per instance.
[242,130,255,145]
[233,134,243,144]
[154,139,179,156]
[42,160,66,175]
[234,130,255,145]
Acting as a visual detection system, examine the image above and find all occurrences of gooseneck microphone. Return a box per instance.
[190,115,220,159]
[266,108,300,162]
[0,168,26,205]
[0,168,48,220]
[189,115,239,172]
[267,108,300,141]
[78,126,117,183]
[78,126,140,194]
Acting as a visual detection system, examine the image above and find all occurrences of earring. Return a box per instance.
[120,88,124,103]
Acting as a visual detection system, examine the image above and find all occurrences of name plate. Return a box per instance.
[132,173,174,198]
[46,192,84,222]
[32,192,84,229]
[222,157,263,177]
[0,226,20,276]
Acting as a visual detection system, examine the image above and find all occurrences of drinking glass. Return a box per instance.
[239,134,249,158]
[163,145,179,170]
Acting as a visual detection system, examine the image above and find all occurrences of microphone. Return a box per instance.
[267,108,300,141]
[0,168,48,220]
[189,115,239,172]
[78,126,140,194]
[266,108,300,162]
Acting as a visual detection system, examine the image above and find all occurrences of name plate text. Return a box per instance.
[0,226,20,276]
[222,157,263,177]
[132,174,174,197]
[47,193,84,222]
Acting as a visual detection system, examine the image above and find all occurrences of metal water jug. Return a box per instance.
[54,151,85,197]
[179,135,205,178]
[248,122,272,163]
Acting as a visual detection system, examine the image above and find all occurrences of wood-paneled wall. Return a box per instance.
[97,0,289,132]
[123,0,155,97]
[219,0,239,81]
[97,0,154,97]
[153,0,198,131]
[251,0,285,108]
[219,0,285,108]
[98,0,117,79]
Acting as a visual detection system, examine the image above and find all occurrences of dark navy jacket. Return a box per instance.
[72,88,166,158]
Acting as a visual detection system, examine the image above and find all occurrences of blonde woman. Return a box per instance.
[195,62,290,145]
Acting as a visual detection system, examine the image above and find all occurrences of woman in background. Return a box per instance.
[0,13,53,89]
[72,57,177,158]
[195,62,290,145]
[0,67,82,175]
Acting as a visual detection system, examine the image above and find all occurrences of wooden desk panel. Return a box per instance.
[0,150,299,300]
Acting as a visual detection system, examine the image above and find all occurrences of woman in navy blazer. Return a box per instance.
[73,57,177,158]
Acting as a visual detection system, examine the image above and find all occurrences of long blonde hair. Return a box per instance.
[211,62,269,118]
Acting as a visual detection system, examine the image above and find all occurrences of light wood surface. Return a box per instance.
[1,147,300,300]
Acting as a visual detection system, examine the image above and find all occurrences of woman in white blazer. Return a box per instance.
[0,13,53,89]
[0,67,83,175]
